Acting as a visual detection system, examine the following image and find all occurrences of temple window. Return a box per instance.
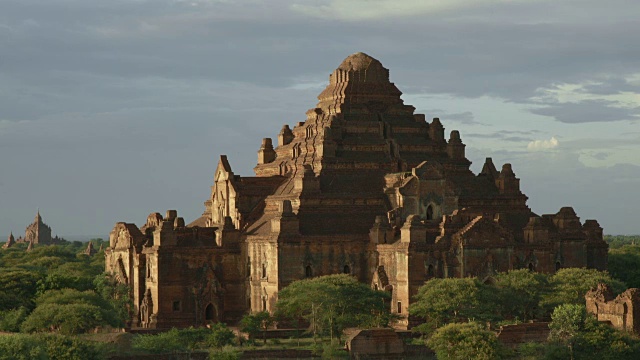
[426,205,434,220]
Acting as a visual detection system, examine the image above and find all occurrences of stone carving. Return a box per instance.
[139,289,153,328]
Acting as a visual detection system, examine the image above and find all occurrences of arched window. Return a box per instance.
[262,264,267,279]
[426,205,434,220]
[205,303,215,321]
[343,265,351,274]
[397,301,402,314]
[427,264,434,277]
[262,298,267,311]
[305,265,312,278]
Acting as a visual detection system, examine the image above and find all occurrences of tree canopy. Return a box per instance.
[275,274,392,341]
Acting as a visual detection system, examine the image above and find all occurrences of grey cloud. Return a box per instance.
[580,77,640,95]
[530,100,640,123]
[1,0,640,235]
[417,109,478,125]
[465,130,536,142]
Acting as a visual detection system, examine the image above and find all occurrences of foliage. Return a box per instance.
[0,268,44,311]
[493,269,548,321]
[541,268,626,310]
[37,261,102,293]
[409,278,483,334]
[605,235,640,249]
[608,244,640,288]
[548,304,586,356]
[93,273,132,325]
[240,311,273,344]
[0,307,30,332]
[209,345,240,360]
[132,328,190,353]
[38,334,102,360]
[426,322,502,360]
[275,274,392,342]
[0,334,47,360]
[131,326,236,355]
[206,323,236,349]
[0,334,101,360]
[21,288,121,334]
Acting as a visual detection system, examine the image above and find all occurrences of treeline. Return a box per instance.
[605,234,640,249]
[0,239,129,335]
[411,269,640,359]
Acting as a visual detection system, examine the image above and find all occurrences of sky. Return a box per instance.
[1,0,639,238]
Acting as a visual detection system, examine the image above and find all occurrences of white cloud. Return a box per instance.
[290,0,545,21]
[527,136,559,151]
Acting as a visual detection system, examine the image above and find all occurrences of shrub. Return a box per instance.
[0,307,29,332]
[206,323,236,348]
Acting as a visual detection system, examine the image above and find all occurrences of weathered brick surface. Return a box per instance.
[496,323,550,347]
[586,283,640,334]
[105,53,607,329]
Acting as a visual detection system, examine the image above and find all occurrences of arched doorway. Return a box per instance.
[205,303,216,322]
[305,265,312,278]
[343,265,351,274]
[528,263,535,271]
[427,264,434,277]
[555,262,562,272]
[426,205,434,220]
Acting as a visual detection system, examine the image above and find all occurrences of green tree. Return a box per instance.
[38,334,101,360]
[494,269,549,321]
[21,289,121,334]
[93,273,132,325]
[548,304,586,360]
[409,278,483,334]
[0,268,44,311]
[0,307,30,332]
[608,245,640,288]
[541,268,626,311]
[132,328,190,354]
[206,323,236,348]
[240,311,273,344]
[275,274,392,343]
[427,322,502,360]
[0,334,47,360]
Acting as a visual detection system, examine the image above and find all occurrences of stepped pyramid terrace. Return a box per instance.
[105,52,608,329]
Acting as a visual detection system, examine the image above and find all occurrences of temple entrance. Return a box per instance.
[205,303,216,322]
[426,205,434,220]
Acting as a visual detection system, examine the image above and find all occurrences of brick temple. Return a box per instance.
[105,52,608,329]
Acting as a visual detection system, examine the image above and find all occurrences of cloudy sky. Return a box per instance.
[1,0,639,238]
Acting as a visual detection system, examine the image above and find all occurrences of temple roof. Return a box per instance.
[337,52,381,72]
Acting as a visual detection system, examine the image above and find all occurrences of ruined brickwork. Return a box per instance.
[586,283,640,334]
[105,53,608,329]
